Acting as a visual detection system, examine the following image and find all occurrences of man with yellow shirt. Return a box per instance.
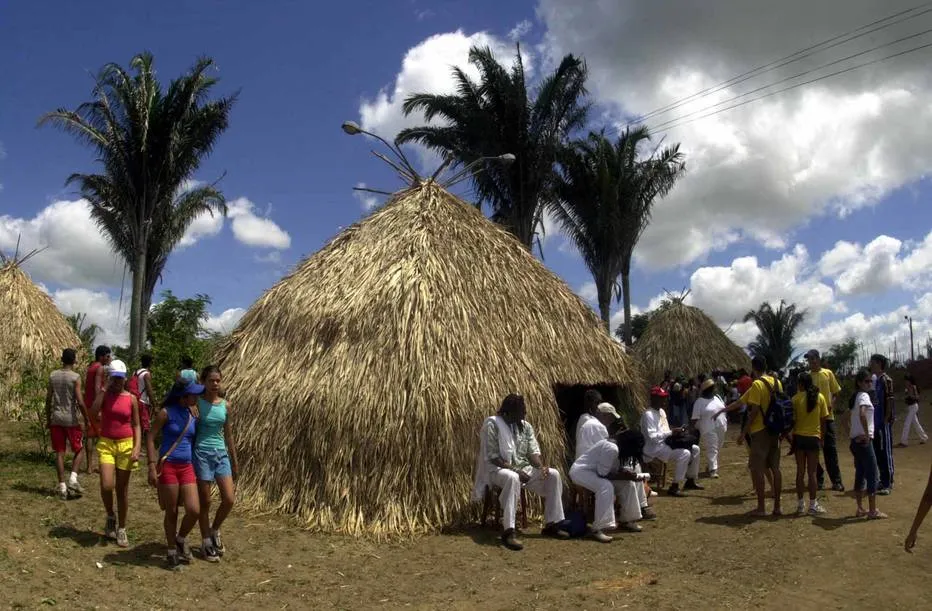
[735,355,784,516]
[804,350,845,492]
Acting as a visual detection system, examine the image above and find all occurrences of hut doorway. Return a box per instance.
[553,384,623,467]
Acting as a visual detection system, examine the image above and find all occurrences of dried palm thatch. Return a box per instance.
[634,299,750,384]
[215,181,645,536]
[0,250,84,415]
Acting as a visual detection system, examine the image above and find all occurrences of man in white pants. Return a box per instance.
[570,427,651,542]
[691,379,728,478]
[473,394,567,551]
[642,386,703,497]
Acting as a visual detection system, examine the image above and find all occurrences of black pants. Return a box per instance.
[817,419,843,487]
[872,422,894,489]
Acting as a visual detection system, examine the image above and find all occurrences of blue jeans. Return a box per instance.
[850,439,879,494]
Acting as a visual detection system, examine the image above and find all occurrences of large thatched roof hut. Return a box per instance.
[0,252,84,416]
[215,181,645,536]
[634,300,750,384]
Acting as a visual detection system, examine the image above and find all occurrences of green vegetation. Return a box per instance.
[744,300,806,370]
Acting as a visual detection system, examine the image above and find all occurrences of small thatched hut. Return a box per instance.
[215,181,644,536]
[0,252,84,416]
[634,300,750,384]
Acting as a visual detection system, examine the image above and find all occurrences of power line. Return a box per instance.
[649,26,932,132]
[651,39,932,134]
[619,1,932,129]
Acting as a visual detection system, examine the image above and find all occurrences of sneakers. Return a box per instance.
[104,515,117,540]
[176,537,192,563]
[66,480,84,498]
[831,483,845,492]
[684,479,705,491]
[639,506,657,521]
[116,528,129,548]
[877,488,892,496]
[501,528,524,551]
[796,499,806,515]
[808,501,827,515]
[211,530,225,556]
[202,540,221,562]
[166,550,182,571]
[591,529,613,543]
[668,483,687,497]
[58,483,68,500]
[710,470,720,479]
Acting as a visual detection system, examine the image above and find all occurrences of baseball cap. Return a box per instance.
[650,385,669,398]
[168,379,205,398]
[596,402,622,420]
[108,359,127,378]
[804,349,820,359]
[700,379,716,392]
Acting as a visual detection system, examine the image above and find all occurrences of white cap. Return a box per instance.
[596,402,622,420]
[108,359,127,378]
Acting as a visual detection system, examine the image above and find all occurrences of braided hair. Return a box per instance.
[797,371,819,413]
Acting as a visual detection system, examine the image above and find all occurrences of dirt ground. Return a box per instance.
[1,420,930,611]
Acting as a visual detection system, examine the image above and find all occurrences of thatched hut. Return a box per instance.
[215,181,644,536]
[0,252,84,416]
[634,300,750,384]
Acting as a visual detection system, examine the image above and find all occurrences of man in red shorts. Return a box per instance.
[46,348,88,499]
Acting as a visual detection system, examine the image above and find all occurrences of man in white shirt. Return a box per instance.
[570,426,651,542]
[641,386,702,496]
[691,379,728,478]
[575,390,607,459]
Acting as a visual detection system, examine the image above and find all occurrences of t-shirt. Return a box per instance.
[792,391,829,438]
[873,373,894,427]
[134,369,151,405]
[179,369,198,384]
[691,396,727,433]
[83,362,102,412]
[810,368,841,421]
[48,369,81,427]
[100,392,135,440]
[160,404,197,463]
[850,391,875,439]
[736,375,753,395]
[195,398,228,452]
[739,375,783,434]
[572,438,620,477]
[484,418,540,471]
[575,413,608,459]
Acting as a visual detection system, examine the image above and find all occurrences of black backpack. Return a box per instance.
[760,377,794,436]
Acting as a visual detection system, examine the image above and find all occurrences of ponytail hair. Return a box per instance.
[797,372,818,413]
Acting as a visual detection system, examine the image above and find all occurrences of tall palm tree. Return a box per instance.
[397,45,588,249]
[554,128,685,339]
[41,52,235,357]
[744,300,806,370]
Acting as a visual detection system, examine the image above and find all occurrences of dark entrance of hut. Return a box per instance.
[553,384,624,468]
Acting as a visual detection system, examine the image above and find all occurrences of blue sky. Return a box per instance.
[2,1,932,363]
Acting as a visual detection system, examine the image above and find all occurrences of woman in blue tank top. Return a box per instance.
[146,379,203,569]
[194,365,239,562]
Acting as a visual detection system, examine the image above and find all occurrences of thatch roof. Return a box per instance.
[0,253,84,415]
[634,300,750,384]
[215,181,644,536]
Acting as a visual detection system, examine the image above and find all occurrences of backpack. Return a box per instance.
[760,377,794,436]
[128,368,147,402]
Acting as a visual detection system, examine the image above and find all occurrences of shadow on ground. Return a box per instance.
[102,542,167,569]
[48,525,107,547]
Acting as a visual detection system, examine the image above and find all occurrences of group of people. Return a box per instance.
[471,348,932,552]
[44,346,238,569]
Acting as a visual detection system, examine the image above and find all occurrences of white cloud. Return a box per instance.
[539,0,932,269]
[576,281,597,304]
[0,199,124,288]
[52,287,128,347]
[353,182,380,211]
[254,251,281,264]
[204,307,245,335]
[179,210,225,247]
[818,232,932,295]
[227,197,291,249]
[509,19,533,41]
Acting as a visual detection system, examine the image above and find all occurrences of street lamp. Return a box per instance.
[341,121,420,183]
[905,315,915,362]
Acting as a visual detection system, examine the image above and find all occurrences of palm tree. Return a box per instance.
[744,300,806,370]
[554,128,684,339]
[66,313,101,355]
[397,45,588,249]
[40,52,235,358]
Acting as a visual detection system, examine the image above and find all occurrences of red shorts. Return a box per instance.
[139,403,151,432]
[50,426,83,454]
[158,461,196,486]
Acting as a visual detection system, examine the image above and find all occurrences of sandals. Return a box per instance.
[867,511,889,520]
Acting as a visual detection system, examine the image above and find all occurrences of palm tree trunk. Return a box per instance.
[621,272,633,346]
[128,240,147,359]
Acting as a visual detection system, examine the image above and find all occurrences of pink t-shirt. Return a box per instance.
[100,392,134,440]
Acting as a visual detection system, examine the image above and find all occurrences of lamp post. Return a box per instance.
[341,121,420,181]
[905,315,915,362]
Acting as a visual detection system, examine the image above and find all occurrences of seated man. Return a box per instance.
[575,389,607,459]
[641,386,703,497]
[473,393,567,551]
[570,427,652,542]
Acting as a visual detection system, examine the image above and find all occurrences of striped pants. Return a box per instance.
[872,422,894,490]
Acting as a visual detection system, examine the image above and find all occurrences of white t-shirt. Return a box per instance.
[850,391,875,439]
[571,438,619,477]
[575,414,608,459]
[691,396,727,433]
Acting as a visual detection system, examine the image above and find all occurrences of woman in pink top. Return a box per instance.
[90,359,141,547]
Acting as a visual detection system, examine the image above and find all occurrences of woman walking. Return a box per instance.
[194,366,238,562]
[899,374,928,447]
[792,372,829,515]
[90,359,141,547]
[849,369,887,520]
[147,379,203,569]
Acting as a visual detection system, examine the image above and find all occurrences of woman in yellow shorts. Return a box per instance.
[90,359,141,547]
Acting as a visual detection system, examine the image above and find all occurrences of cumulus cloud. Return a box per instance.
[204,307,245,335]
[353,182,380,211]
[226,197,291,249]
[179,210,225,247]
[52,287,129,346]
[509,19,533,41]
[539,0,932,268]
[818,231,932,295]
[0,199,124,288]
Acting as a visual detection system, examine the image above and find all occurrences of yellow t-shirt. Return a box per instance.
[792,392,829,438]
[810,368,842,421]
[740,375,783,434]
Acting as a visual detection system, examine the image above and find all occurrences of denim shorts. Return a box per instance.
[193,447,232,481]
